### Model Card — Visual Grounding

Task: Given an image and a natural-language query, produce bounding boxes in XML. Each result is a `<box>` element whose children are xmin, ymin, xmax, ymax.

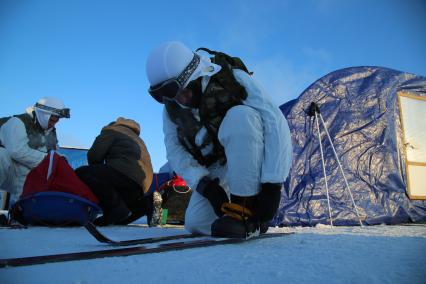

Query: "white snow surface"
<box><xmin>1</xmin><ymin>223</ymin><xmax>426</xmax><ymax>284</ymax></box>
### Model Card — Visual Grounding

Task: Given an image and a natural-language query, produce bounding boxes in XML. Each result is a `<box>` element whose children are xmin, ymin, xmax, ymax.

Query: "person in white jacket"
<box><xmin>146</xmin><ymin>41</ymin><xmax>292</xmax><ymax>238</ymax></box>
<box><xmin>0</xmin><ymin>97</ymin><xmax>70</xmax><ymax>204</ymax></box>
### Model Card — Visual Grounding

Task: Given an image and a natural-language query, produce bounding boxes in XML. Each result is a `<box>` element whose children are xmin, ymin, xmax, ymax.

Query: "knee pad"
<box><xmin>219</xmin><ymin>105</ymin><xmax>262</xmax><ymax>138</ymax></box>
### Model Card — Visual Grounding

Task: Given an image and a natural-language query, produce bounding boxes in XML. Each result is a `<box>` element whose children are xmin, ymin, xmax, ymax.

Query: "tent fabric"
<box><xmin>147</xmin><ymin>172</ymin><xmax>172</xmax><ymax>195</ymax></box>
<box><xmin>57</xmin><ymin>147</ymin><xmax>89</xmax><ymax>169</ymax></box>
<box><xmin>273</xmin><ymin>66</ymin><xmax>426</xmax><ymax>226</ymax></box>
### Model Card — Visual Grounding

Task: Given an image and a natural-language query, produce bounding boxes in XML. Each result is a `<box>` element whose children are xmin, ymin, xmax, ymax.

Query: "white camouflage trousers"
<box><xmin>0</xmin><ymin>148</ymin><xmax>29</xmax><ymax>204</ymax></box>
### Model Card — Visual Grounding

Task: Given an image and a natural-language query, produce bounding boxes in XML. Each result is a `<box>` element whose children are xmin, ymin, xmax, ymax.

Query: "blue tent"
<box><xmin>273</xmin><ymin>66</ymin><xmax>426</xmax><ymax>226</ymax></box>
<box><xmin>58</xmin><ymin>147</ymin><xmax>89</xmax><ymax>169</ymax></box>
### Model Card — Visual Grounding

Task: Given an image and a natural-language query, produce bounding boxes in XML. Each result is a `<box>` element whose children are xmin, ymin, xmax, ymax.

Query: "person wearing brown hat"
<box><xmin>75</xmin><ymin>117</ymin><xmax>153</xmax><ymax>225</ymax></box>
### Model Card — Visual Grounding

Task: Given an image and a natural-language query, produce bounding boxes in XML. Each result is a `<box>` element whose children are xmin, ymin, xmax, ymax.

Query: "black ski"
<box><xmin>84</xmin><ymin>222</ymin><xmax>201</xmax><ymax>246</ymax></box>
<box><xmin>0</xmin><ymin>232</ymin><xmax>292</xmax><ymax>268</ymax></box>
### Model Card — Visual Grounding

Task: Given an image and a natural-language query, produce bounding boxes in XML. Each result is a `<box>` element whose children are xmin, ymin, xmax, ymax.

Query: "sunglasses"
<box><xmin>35</xmin><ymin>103</ymin><xmax>70</xmax><ymax>118</ymax></box>
<box><xmin>148</xmin><ymin>53</ymin><xmax>200</xmax><ymax>103</ymax></box>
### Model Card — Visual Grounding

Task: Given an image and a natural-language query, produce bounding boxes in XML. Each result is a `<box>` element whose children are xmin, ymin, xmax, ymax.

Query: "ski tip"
<box><xmin>84</xmin><ymin>221</ymin><xmax>95</xmax><ymax>228</ymax></box>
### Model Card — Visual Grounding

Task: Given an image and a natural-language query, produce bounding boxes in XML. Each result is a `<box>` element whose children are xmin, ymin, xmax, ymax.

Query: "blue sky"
<box><xmin>1</xmin><ymin>0</ymin><xmax>425</xmax><ymax>171</ymax></box>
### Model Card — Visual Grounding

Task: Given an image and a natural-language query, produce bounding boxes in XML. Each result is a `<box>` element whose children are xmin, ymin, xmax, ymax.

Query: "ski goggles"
<box><xmin>35</xmin><ymin>103</ymin><xmax>71</xmax><ymax>118</ymax></box>
<box><xmin>148</xmin><ymin>53</ymin><xmax>200</xmax><ymax>103</ymax></box>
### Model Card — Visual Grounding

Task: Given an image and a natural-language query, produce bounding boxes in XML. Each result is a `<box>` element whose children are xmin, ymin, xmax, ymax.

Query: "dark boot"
<box><xmin>94</xmin><ymin>200</ymin><xmax>131</xmax><ymax>226</ymax></box>
<box><xmin>0</xmin><ymin>213</ymin><xmax>8</xmax><ymax>226</ymax></box>
<box><xmin>211</xmin><ymin>195</ymin><xmax>268</xmax><ymax>238</ymax></box>
<box><xmin>116</xmin><ymin>194</ymin><xmax>154</xmax><ymax>225</ymax></box>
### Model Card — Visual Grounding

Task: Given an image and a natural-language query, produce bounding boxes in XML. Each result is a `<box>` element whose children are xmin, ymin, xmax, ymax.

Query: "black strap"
<box><xmin>196</xmin><ymin>47</ymin><xmax>216</xmax><ymax>54</ymax></box>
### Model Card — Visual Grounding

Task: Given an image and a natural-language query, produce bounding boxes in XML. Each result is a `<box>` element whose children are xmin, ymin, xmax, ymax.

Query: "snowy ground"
<box><xmin>1</xmin><ymin>223</ymin><xmax>426</xmax><ymax>284</ymax></box>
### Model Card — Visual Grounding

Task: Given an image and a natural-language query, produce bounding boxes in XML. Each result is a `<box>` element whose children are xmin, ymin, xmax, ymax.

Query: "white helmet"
<box><xmin>146</xmin><ymin>41</ymin><xmax>221</xmax><ymax>103</ymax></box>
<box><xmin>33</xmin><ymin>97</ymin><xmax>70</xmax><ymax>129</ymax></box>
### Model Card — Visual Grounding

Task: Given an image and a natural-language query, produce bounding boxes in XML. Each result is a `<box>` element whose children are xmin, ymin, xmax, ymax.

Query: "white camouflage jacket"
<box><xmin>162</xmin><ymin>69</ymin><xmax>293</xmax><ymax>190</ymax></box>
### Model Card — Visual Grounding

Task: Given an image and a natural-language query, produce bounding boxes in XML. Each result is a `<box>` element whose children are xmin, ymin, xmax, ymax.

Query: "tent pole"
<box><xmin>317</xmin><ymin>113</ymin><xmax>364</xmax><ymax>227</ymax></box>
<box><xmin>314</xmin><ymin>111</ymin><xmax>334</xmax><ymax>227</ymax></box>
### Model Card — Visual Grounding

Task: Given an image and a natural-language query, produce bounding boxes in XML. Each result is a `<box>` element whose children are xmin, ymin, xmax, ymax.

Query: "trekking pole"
<box><xmin>316</xmin><ymin>111</ymin><xmax>363</xmax><ymax>226</ymax></box>
<box><xmin>309</xmin><ymin>103</ymin><xmax>333</xmax><ymax>227</ymax></box>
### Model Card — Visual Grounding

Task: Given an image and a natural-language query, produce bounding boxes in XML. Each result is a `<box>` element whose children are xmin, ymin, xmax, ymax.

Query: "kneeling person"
<box><xmin>0</xmin><ymin>97</ymin><xmax>70</xmax><ymax>204</ymax></box>
<box><xmin>145</xmin><ymin>42</ymin><xmax>293</xmax><ymax>237</ymax></box>
<box><xmin>76</xmin><ymin>117</ymin><xmax>153</xmax><ymax>226</ymax></box>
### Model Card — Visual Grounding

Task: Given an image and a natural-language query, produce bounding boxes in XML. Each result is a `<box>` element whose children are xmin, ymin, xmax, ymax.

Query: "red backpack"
<box><xmin>22</xmin><ymin>151</ymin><xmax>98</xmax><ymax>202</ymax></box>
<box><xmin>11</xmin><ymin>151</ymin><xmax>100</xmax><ymax>226</ymax></box>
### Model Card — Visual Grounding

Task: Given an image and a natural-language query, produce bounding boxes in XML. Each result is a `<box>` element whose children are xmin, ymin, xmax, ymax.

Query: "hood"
<box><xmin>104</xmin><ymin>117</ymin><xmax>141</xmax><ymax>135</ymax></box>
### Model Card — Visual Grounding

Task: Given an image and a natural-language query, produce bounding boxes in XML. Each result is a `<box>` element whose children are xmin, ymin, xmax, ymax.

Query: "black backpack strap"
<box><xmin>197</xmin><ymin>47</ymin><xmax>250</xmax><ymax>101</ymax></box>
<box><xmin>196</xmin><ymin>47</ymin><xmax>215</xmax><ymax>54</ymax></box>
<box><xmin>196</xmin><ymin>47</ymin><xmax>252</xmax><ymax>75</ymax></box>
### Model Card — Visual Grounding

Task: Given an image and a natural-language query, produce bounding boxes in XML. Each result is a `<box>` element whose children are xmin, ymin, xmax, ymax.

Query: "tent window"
<box><xmin>398</xmin><ymin>92</ymin><xmax>426</xmax><ymax>200</ymax></box>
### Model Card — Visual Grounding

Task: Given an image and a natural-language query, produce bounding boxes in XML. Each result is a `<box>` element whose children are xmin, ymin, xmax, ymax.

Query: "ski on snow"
<box><xmin>0</xmin><ymin>225</ymin><xmax>292</xmax><ymax>268</ymax></box>
<box><xmin>84</xmin><ymin>221</ymin><xmax>202</xmax><ymax>246</ymax></box>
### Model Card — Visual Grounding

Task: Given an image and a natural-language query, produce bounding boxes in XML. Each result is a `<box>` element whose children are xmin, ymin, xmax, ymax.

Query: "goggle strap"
<box><xmin>176</xmin><ymin>53</ymin><xmax>200</xmax><ymax>86</ymax></box>
<box><xmin>35</xmin><ymin>103</ymin><xmax>70</xmax><ymax>118</ymax></box>
<box><xmin>148</xmin><ymin>53</ymin><xmax>200</xmax><ymax>103</ymax></box>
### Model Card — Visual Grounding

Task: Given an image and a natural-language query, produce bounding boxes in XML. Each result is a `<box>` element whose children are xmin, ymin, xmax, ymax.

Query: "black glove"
<box><xmin>254</xmin><ymin>183</ymin><xmax>282</xmax><ymax>222</ymax></box>
<box><xmin>196</xmin><ymin>177</ymin><xmax>229</xmax><ymax>217</ymax></box>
